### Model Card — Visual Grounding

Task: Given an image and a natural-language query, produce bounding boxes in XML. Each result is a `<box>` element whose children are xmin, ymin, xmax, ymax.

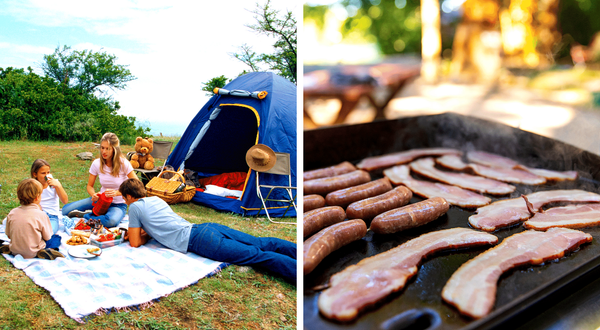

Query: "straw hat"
<box><xmin>246</xmin><ymin>144</ymin><xmax>276</xmax><ymax>172</ymax></box>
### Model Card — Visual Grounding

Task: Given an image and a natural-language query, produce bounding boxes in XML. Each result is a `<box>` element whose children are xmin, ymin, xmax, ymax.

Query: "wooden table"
<box><xmin>304</xmin><ymin>63</ymin><xmax>420</xmax><ymax>127</ymax></box>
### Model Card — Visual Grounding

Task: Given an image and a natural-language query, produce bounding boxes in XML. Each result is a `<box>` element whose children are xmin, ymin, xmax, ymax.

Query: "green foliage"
<box><xmin>303</xmin><ymin>4</ymin><xmax>328</xmax><ymax>30</ymax></box>
<box><xmin>201</xmin><ymin>75</ymin><xmax>232</xmax><ymax>97</ymax></box>
<box><xmin>340</xmin><ymin>0</ymin><xmax>422</xmax><ymax>55</ymax></box>
<box><xmin>0</xmin><ymin>66</ymin><xmax>148</xmax><ymax>143</ymax></box>
<box><xmin>231</xmin><ymin>0</ymin><xmax>297</xmax><ymax>84</ymax></box>
<box><xmin>40</xmin><ymin>45</ymin><xmax>136</xmax><ymax>95</ymax></box>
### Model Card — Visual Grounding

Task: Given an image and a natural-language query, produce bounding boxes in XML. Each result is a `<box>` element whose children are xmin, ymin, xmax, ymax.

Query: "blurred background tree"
<box><xmin>304</xmin><ymin>0</ymin><xmax>600</xmax><ymax>82</ymax></box>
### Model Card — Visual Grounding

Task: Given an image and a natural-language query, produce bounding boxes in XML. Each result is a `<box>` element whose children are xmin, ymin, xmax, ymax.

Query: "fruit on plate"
<box><xmin>74</xmin><ymin>219</ymin><xmax>91</xmax><ymax>230</ymax></box>
<box><xmin>97</xmin><ymin>233</ymin><xmax>115</xmax><ymax>242</ymax></box>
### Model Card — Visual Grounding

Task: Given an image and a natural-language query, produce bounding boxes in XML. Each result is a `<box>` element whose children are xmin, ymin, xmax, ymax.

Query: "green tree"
<box><xmin>339</xmin><ymin>0</ymin><xmax>422</xmax><ymax>55</ymax></box>
<box><xmin>40</xmin><ymin>45</ymin><xmax>137</xmax><ymax>95</ymax></box>
<box><xmin>0</xmin><ymin>66</ymin><xmax>147</xmax><ymax>143</ymax></box>
<box><xmin>200</xmin><ymin>75</ymin><xmax>232</xmax><ymax>96</ymax></box>
<box><xmin>231</xmin><ymin>0</ymin><xmax>297</xmax><ymax>84</ymax></box>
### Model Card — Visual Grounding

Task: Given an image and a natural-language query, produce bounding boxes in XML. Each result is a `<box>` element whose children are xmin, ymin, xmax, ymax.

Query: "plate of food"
<box><xmin>68</xmin><ymin>245</ymin><xmax>101</xmax><ymax>258</ymax></box>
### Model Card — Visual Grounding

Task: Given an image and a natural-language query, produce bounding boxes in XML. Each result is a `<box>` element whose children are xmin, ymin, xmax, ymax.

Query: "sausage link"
<box><xmin>304</xmin><ymin>170</ymin><xmax>371</xmax><ymax>196</ymax></box>
<box><xmin>325</xmin><ymin>178</ymin><xmax>393</xmax><ymax>208</ymax></box>
<box><xmin>304</xmin><ymin>206</ymin><xmax>346</xmax><ymax>239</ymax></box>
<box><xmin>370</xmin><ymin>197</ymin><xmax>449</xmax><ymax>234</ymax></box>
<box><xmin>304</xmin><ymin>161</ymin><xmax>357</xmax><ymax>181</ymax></box>
<box><xmin>346</xmin><ymin>186</ymin><xmax>413</xmax><ymax>221</ymax></box>
<box><xmin>304</xmin><ymin>194</ymin><xmax>326</xmax><ymax>212</ymax></box>
<box><xmin>303</xmin><ymin>219</ymin><xmax>367</xmax><ymax>274</ymax></box>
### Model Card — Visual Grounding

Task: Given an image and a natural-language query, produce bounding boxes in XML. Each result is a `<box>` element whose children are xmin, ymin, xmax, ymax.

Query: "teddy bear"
<box><xmin>130</xmin><ymin>137</ymin><xmax>155</xmax><ymax>170</ymax></box>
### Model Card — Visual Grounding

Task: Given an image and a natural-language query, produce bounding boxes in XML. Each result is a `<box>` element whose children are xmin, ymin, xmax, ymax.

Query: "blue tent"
<box><xmin>166</xmin><ymin>72</ymin><xmax>297</xmax><ymax>217</ymax></box>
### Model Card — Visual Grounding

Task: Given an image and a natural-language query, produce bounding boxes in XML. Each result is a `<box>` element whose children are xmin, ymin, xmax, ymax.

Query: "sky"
<box><xmin>0</xmin><ymin>0</ymin><xmax>299</xmax><ymax>136</ymax></box>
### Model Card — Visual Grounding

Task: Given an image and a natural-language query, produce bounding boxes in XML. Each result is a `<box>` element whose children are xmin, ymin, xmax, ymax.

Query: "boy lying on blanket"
<box><xmin>118</xmin><ymin>178</ymin><xmax>297</xmax><ymax>284</ymax></box>
<box><xmin>2</xmin><ymin>179</ymin><xmax>64</xmax><ymax>259</ymax></box>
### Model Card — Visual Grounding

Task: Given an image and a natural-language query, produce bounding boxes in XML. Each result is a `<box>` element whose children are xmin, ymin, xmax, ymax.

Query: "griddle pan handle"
<box><xmin>380</xmin><ymin>308</ymin><xmax>441</xmax><ymax>330</ymax></box>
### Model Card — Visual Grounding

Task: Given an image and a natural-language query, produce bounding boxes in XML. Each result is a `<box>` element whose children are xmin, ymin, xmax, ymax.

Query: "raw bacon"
<box><xmin>466</xmin><ymin>150</ymin><xmax>519</xmax><ymax>168</ymax></box>
<box><xmin>469</xmin><ymin>189</ymin><xmax>600</xmax><ymax>231</ymax></box>
<box><xmin>436</xmin><ymin>154</ymin><xmax>469</xmax><ymax>171</ymax></box>
<box><xmin>410</xmin><ymin>158</ymin><xmax>515</xmax><ymax>195</ymax></box>
<box><xmin>356</xmin><ymin>148</ymin><xmax>462</xmax><ymax>171</ymax></box>
<box><xmin>467</xmin><ymin>150</ymin><xmax>578</xmax><ymax>181</ymax></box>
<box><xmin>436</xmin><ymin>155</ymin><xmax>546</xmax><ymax>185</ymax></box>
<box><xmin>442</xmin><ymin>228</ymin><xmax>592</xmax><ymax>319</ymax></box>
<box><xmin>318</xmin><ymin>228</ymin><xmax>498</xmax><ymax>321</ymax></box>
<box><xmin>514</xmin><ymin>165</ymin><xmax>578</xmax><ymax>181</ymax></box>
<box><xmin>384</xmin><ymin>165</ymin><xmax>491</xmax><ymax>208</ymax></box>
<box><xmin>523</xmin><ymin>203</ymin><xmax>600</xmax><ymax>230</ymax></box>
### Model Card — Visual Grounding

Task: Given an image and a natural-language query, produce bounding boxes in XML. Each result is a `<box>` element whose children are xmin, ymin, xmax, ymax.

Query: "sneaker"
<box><xmin>0</xmin><ymin>244</ymin><xmax>10</xmax><ymax>255</ymax></box>
<box><xmin>37</xmin><ymin>248</ymin><xmax>65</xmax><ymax>260</ymax></box>
<box><xmin>68</xmin><ymin>209</ymin><xmax>92</xmax><ymax>218</ymax></box>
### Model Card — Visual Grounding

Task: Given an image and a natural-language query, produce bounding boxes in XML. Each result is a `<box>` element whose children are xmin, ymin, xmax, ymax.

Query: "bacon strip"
<box><xmin>467</xmin><ymin>151</ymin><xmax>578</xmax><ymax>181</ymax></box>
<box><xmin>384</xmin><ymin>165</ymin><xmax>491</xmax><ymax>208</ymax></box>
<box><xmin>524</xmin><ymin>203</ymin><xmax>600</xmax><ymax>230</ymax></box>
<box><xmin>442</xmin><ymin>228</ymin><xmax>592</xmax><ymax>319</ymax></box>
<box><xmin>466</xmin><ymin>150</ymin><xmax>519</xmax><ymax>168</ymax></box>
<box><xmin>436</xmin><ymin>154</ymin><xmax>469</xmax><ymax>171</ymax></box>
<box><xmin>514</xmin><ymin>165</ymin><xmax>578</xmax><ymax>181</ymax></box>
<box><xmin>318</xmin><ymin>228</ymin><xmax>498</xmax><ymax>321</ymax></box>
<box><xmin>436</xmin><ymin>155</ymin><xmax>546</xmax><ymax>185</ymax></box>
<box><xmin>469</xmin><ymin>189</ymin><xmax>600</xmax><ymax>231</ymax></box>
<box><xmin>410</xmin><ymin>158</ymin><xmax>515</xmax><ymax>195</ymax></box>
<box><xmin>356</xmin><ymin>148</ymin><xmax>462</xmax><ymax>171</ymax></box>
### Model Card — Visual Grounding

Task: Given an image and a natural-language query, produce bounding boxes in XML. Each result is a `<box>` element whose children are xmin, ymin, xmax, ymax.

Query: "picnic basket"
<box><xmin>145</xmin><ymin>170</ymin><xmax>196</xmax><ymax>204</ymax></box>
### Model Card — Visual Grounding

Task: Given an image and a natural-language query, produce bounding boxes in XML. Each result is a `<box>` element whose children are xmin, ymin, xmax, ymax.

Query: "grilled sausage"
<box><xmin>346</xmin><ymin>186</ymin><xmax>413</xmax><ymax>221</ymax></box>
<box><xmin>304</xmin><ymin>161</ymin><xmax>357</xmax><ymax>181</ymax></box>
<box><xmin>370</xmin><ymin>197</ymin><xmax>449</xmax><ymax>234</ymax></box>
<box><xmin>304</xmin><ymin>219</ymin><xmax>367</xmax><ymax>274</ymax></box>
<box><xmin>304</xmin><ymin>206</ymin><xmax>346</xmax><ymax>239</ymax></box>
<box><xmin>325</xmin><ymin>178</ymin><xmax>393</xmax><ymax>208</ymax></box>
<box><xmin>304</xmin><ymin>170</ymin><xmax>371</xmax><ymax>196</ymax></box>
<box><xmin>304</xmin><ymin>194</ymin><xmax>326</xmax><ymax>212</ymax></box>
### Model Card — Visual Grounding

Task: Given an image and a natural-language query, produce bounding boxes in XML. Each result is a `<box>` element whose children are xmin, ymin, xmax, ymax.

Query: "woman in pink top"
<box><xmin>62</xmin><ymin>132</ymin><xmax>139</xmax><ymax>227</ymax></box>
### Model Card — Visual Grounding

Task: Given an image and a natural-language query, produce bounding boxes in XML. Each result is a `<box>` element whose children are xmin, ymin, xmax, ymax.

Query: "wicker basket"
<box><xmin>146</xmin><ymin>170</ymin><xmax>196</xmax><ymax>204</ymax></box>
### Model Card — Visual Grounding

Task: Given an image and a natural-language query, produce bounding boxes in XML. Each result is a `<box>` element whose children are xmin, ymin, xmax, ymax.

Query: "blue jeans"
<box><xmin>46</xmin><ymin>234</ymin><xmax>61</xmax><ymax>250</ymax></box>
<box><xmin>188</xmin><ymin>223</ymin><xmax>296</xmax><ymax>284</ymax></box>
<box><xmin>44</xmin><ymin>212</ymin><xmax>59</xmax><ymax>234</ymax></box>
<box><xmin>61</xmin><ymin>198</ymin><xmax>127</xmax><ymax>227</ymax></box>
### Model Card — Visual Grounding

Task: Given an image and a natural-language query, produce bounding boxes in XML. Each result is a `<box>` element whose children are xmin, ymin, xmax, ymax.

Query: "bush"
<box><xmin>0</xmin><ymin>67</ymin><xmax>148</xmax><ymax>143</ymax></box>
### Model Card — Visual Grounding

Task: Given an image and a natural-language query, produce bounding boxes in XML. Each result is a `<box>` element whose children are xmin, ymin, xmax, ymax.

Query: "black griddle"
<box><xmin>303</xmin><ymin>113</ymin><xmax>600</xmax><ymax>330</ymax></box>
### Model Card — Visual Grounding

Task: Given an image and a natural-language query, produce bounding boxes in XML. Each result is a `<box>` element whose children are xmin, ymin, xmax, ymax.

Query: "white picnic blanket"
<box><xmin>0</xmin><ymin>223</ymin><xmax>227</xmax><ymax>322</ymax></box>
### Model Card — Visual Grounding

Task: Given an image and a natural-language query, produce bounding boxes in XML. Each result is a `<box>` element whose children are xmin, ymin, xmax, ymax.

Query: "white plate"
<box><xmin>68</xmin><ymin>245</ymin><xmax>101</xmax><ymax>259</ymax></box>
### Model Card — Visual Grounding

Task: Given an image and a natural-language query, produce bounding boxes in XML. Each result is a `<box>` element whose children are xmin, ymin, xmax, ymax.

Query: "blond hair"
<box><xmin>17</xmin><ymin>179</ymin><xmax>43</xmax><ymax>205</ymax></box>
<box><xmin>100</xmin><ymin>132</ymin><xmax>126</xmax><ymax>177</ymax></box>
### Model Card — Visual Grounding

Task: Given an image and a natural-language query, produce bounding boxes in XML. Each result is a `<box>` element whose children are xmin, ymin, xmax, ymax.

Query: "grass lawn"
<box><xmin>0</xmin><ymin>139</ymin><xmax>297</xmax><ymax>329</ymax></box>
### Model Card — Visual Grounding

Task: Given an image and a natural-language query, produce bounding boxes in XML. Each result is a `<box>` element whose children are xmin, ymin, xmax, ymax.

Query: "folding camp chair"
<box><xmin>256</xmin><ymin>152</ymin><xmax>297</xmax><ymax>224</ymax></box>
<box><xmin>127</xmin><ymin>140</ymin><xmax>173</xmax><ymax>183</ymax></box>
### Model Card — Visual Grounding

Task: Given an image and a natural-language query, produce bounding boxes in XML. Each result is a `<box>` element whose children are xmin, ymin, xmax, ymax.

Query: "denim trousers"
<box><xmin>61</xmin><ymin>197</ymin><xmax>127</xmax><ymax>227</ymax></box>
<box><xmin>188</xmin><ymin>223</ymin><xmax>297</xmax><ymax>284</ymax></box>
<box><xmin>44</xmin><ymin>212</ymin><xmax>59</xmax><ymax>234</ymax></box>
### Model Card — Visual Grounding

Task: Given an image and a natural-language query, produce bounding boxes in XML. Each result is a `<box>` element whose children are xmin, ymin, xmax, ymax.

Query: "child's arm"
<box><xmin>86</xmin><ymin>174</ymin><xmax>100</xmax><ymax>202</ymax></box>
<box><xmin>125</xmin><ymin>227</ymin><xmax>150</xmax><ymax>247</ymax></box>
<box><xmin>48</xmin><ymin>177</ymin><xmax>68</xmax><ymax>205</ymax></box>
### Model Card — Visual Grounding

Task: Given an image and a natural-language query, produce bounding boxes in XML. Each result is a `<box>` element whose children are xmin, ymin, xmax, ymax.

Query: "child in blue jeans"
<box><xmin>119</xmin><ymin>178</ymin><xmax>296</xmax><ymax>284</ymax></box>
